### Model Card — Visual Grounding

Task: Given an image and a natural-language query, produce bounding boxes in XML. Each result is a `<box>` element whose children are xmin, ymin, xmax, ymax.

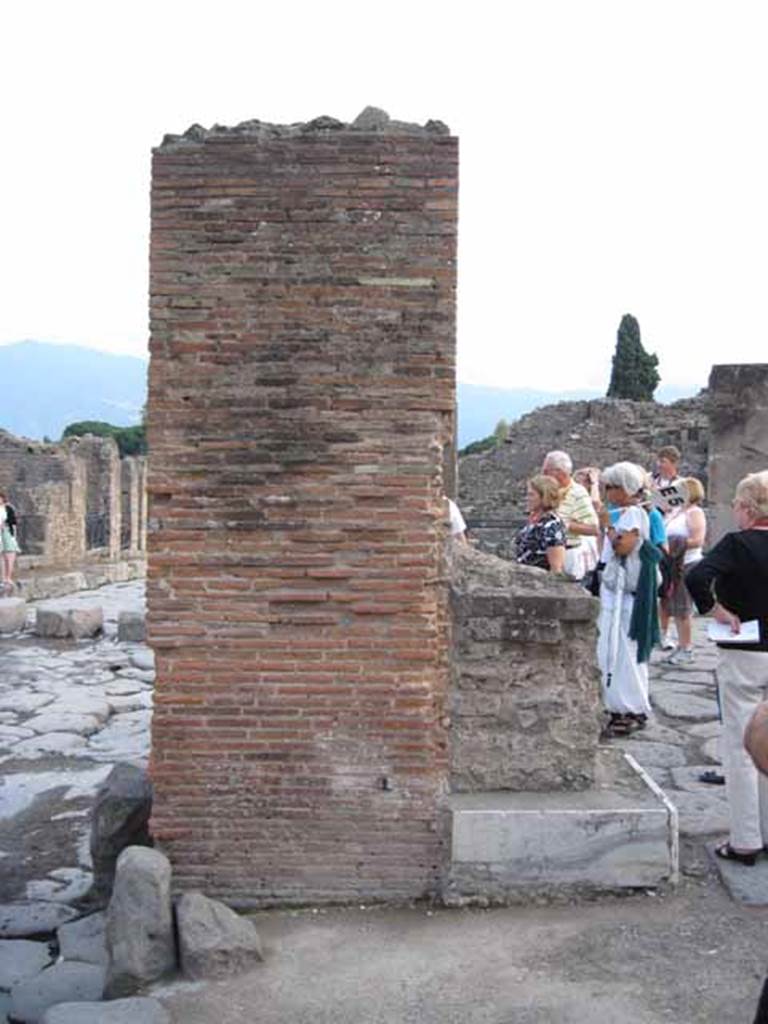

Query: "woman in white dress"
<box><xmin>597</xmin><ymin>463</ymin><xmax>655</xmax><ymax>736</ymax></box>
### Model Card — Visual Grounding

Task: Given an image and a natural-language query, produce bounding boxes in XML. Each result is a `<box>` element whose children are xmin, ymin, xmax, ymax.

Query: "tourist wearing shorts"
<box><xmin>0</xmin><ymin>492</ymin><xmax>21</xmax><ymax>594</ymax></box>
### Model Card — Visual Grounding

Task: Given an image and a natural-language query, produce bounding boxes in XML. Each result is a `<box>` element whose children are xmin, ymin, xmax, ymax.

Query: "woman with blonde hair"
<box><xmin>660</xmin><ymin>477</ymin><xmax>707</xmax><ymax>663</ymax></box>
<box><xmin>687</xmin><ymin>470</ymin><xmax>768</xmax><ymax>865</ymax></box>
<box><xmin>514</xmin><ymin>475</ymin><xmax>566</xmax><ymax>573</ymax></box>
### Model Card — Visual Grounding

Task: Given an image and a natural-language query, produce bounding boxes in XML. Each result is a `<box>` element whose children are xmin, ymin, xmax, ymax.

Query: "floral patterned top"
<box><xmin>515</xmin><ymin>511</ymin><xmax>567</xmax><ymax>570</ymax></box>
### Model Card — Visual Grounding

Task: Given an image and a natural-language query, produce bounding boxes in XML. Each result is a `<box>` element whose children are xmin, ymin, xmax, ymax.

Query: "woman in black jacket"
<box><xmin>686</xmin><ymin>470</ymin><xmax>768</xmax><ymax>865</ymax></box>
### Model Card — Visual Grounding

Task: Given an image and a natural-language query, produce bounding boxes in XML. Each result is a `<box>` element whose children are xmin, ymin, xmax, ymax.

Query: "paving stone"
<box><xmin>650</xmin><ymin>691</ymin><xmax>719</xmax><ymax>722</ymax></box>
<box><xmin>617</xmin><ymin>740</ymin><xmax>688</xmax><ymax>769</ymax></box>
<box><xmin>708</xmin><ymin>842</ymin><xmax>768</xmax><ymax>905</ymax></box>
<box><xmin>625</xmin><ymin>718</ymin><xmax>687</xmax><ymax>746</ymax></box>
<box><xmin>10</xmin><ymin>961</ymin><xmax>105</xmax><ymax>1024</ymax></box>
<box><xmin>0</xmin><ymin>938</ymin><xmax>53</xmax><ymax>989</ymax></box>
<box><xmin>26</xmin><ymin>712</ymin><xmax>102</xmax><ymax>737</ymax></box>
<box><xmin>105</xmin><ymin>847</ymin><xmax>175</xmax><ymax>997</ymax></box>
<box><xmin>0</xmin><ymin>597</ymin><xmax>27</xmax><ymax>635</ymax></box>
<box><xmin>0</xmin><ymin>691</ymin><xmax>55</xmax><ymax>714</ymax></box>
<box><xmin>106</xmin><ymin>694</ymin><xmax>151</xmax><ymax>715</ymax></box>
<box><xmin>670</xmin><ymin>765</ymin><xmax>727</xmax><ymax>794</ymax></box>
<box><xmin>41</xmin><ymin>996</ymin><xmax>171</xmax><ymax>1024</ymax></box>
<box><xmin>656</xmin><ymin>670</ymin><xmax>717</xmax><ymax>686</ymax></box>
<box><xmin>700</xmin><ymin>736</ymin><xmax>722</xmax><ymax>764</ymax></box>
<box><xmin>27</xmin><ymin>869</ymin><xmax>93</xmax><ymax>905</ymax></box>
<box><xmin>177</xmin><ymin>890</ymin><xmax>263</xmax><ymax>980</ymax></box>
<box><xmin>0</xmin><ymin>725</ymin><xmax>35</xmax><ymax>747</ymax></box>
<box><xmin>57</xmin><ymin>912</ymin><xmax>108</xmax><ymax>967</ymax></box>
<box><xmin>11</xmin><ymin>733</ymin><xmax>88</xmax><ymax>759</ymax></box>
<box><xmin>128</xmin><ymin>650</ymin><xmax>154</xmax><ymax>672</ymax></box>
<box><xmin>104</xmin><ymin>680</ymin><xmax>146</xmax><ymax>697</ymax></box>
<box><xmin>685</xmin><ymin>720</ymin><xmax>722</xmax><ymax>739</ymax></box>
<box><xmin>669</xmin><ymin>790</ymin><xmax>729</xmax><ymax>838</ymax></box>
<box><xmin>0</xmin><ymin>902</ymin><xmax>78</xmax><ymax>939</ymax></box>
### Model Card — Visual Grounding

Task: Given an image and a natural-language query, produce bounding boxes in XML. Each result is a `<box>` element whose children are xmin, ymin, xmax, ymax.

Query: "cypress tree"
<box><xmin>606</xmin><ymin>314</ymin><xmax>660</xmax><ymax>401</ymax></box>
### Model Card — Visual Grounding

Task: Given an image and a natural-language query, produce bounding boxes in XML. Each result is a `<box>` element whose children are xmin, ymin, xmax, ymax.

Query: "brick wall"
<box><xmin>147</xmin><ymin>113</ymin><xmax>458</xmax><ymax>905</ymax></box>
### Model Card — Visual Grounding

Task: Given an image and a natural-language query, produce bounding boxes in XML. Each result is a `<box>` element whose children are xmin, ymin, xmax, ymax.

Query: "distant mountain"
<box><xmin>0</xmin><ymin>341</ymin><xmax>147</xmax><ymax>441</ymax></box>
<box><xmin>457</xmin><ymin>382</ymin><xmax>701</xmax><ymax>449</ymax></box>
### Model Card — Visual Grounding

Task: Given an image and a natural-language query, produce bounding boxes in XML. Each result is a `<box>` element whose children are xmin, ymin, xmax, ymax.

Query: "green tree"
<box><xmin>493</xmin><ymin>418</ymin><xmax>509</xmax><ymax>446</ymax></box>
<box><xmin>606</xmin><ymin>314</ymin><xmax>660</xmax><ymax>401</ymax></box>
<box><xmin>62</xmin><ymin>420</ymin><xmax>147</xmax><ymax>457</ymax></box>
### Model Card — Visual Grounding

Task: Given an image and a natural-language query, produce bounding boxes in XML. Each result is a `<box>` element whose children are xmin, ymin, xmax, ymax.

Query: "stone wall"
<box><xmin>459</xmin><ymin>395</ymin><xmax>709</xmax><ymax>550</ymax></box>
<box><xmin>450</xmin><ymin>546</ymin><xmax>601</xmax><ymax>793</ymax></box>
<box><xmin>147</xmin><ymin>111</ymin><xmax>458</xmax><ymax>906</ymax></box>
<box><xmin>0</xmin><ymin>429</ymin><xmax>146</xmax><ymax>572</ymax></box>
<box><xmin>707</xmin><ymin>364</ymin><xmax>768</xmax><ymax>543</ymax></box>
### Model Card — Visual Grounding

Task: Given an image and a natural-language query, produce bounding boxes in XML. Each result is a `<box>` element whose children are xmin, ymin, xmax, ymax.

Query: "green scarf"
<box><xmin>629</xmin><ymin>540</ymin><xmax>662</xmax><ymax>664</ymax></box>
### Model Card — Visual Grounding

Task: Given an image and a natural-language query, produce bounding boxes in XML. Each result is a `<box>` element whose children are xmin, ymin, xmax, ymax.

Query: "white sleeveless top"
<box><xmin>666</xmin><ymin>508</ymin><xmax>702</xmax><ymax>565</ymax></box>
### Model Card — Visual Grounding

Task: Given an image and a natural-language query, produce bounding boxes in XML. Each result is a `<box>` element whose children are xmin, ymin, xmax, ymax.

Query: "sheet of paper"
<box><xmin>707</xmin><ymin>619</ymin><xmax>761</xmax><ymax>644</ymax></box>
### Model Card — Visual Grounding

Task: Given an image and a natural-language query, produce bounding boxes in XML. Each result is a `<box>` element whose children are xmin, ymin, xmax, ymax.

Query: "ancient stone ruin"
<box><xmin>147</xmin><ymin>109</ymin><xmax>675</xmax><ymax>907</ymax></box>
<box><xmin>0</xmin><ymin>430</ymin><xmax>147</xmax><ymax>597</ymax></box>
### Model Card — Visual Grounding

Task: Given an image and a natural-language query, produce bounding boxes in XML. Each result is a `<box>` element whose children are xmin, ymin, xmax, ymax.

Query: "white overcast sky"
<box><xmin>1</xmin><ymin>1</ymin><xmax>766</xmax><ymax>393</ymax></box>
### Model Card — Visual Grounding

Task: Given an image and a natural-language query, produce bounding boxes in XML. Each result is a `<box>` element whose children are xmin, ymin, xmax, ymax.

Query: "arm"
<box><xmin>746</xmin><ymin>702</ymin><xmax>768</xmax><ymax>777</ymax></box>
<box><xmin>546</xmin><ymin>545</ymin><xmax>565</xmax><ymax>573</ymax></box>
<box><xmin>613</xmin><ymin>528</ymin><xmax>640</xmax><ymax>557</ymax></box>
<box><xmin>566</xmin><ymin>519</ymin><xmax>600</xmax><ymax>538</ymax></box>
<box><xmin>684</xmin><ymin>534</ymin><xmax>736</xmax><ymax>615</ymax></box>
<box><xmin>686</xmin><ymin>507</ymin><xmax>706</xmax><ymax>549</ymax></box>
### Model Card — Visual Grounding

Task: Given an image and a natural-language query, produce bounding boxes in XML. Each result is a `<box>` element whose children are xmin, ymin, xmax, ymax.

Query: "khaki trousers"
<box><xmin>718</xmin><ymin>647</ymin><xmax>768</xmax><ymax>850</ymax></box>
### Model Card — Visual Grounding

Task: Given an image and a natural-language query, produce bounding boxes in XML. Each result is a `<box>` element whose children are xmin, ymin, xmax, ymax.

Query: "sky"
<box><xmin>1</xmin><ymin>1</ymin><xmax>767</xmax><ymax>394</ymax></box>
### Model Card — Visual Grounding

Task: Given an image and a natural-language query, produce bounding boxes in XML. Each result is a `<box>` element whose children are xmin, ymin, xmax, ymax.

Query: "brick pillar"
<box><xmin>147</xmin><ymin>114</ymin><xmax>458</xmax><ymax>905</ymax></box>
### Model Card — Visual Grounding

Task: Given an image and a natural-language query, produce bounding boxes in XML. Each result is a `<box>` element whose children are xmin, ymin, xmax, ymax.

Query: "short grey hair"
<box><xmin>543</xmin><ymin>450</ymin><xmax>572</xmax><ymax>475</ymax></box>
<box><xmin>735</xmin><ymin>471</ymin><xmax>768</xmax><ymax>520</ymax></box>
<box><xmin>601</xmin><ymin>461</ymin><xmax>646</xmax><ymax>496</ymax></box>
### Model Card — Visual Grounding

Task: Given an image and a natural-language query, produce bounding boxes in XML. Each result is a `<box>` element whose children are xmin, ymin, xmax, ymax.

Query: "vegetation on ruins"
<box><xmin>606</xmin><ymin>314</ymin><xmax>660</xmax><ymax>401</ymax></box>
<box><xmin>62</xmin><ymin>420</ymin><xmax>147</xmax><ymax>457</ymax></box>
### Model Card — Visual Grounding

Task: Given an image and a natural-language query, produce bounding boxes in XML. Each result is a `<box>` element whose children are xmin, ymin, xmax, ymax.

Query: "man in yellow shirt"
<box><xmin>541</xmin><ymin>450</ymin><xmax>599</xmax><ymax>579</ymax></box>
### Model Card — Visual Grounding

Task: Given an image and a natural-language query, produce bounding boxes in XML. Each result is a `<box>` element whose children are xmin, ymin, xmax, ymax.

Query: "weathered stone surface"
<box><xmin>35</xmin><ymin>608</ymin><xmax>71</xmax><ymax>638</ymax></box>
<box><xmin>41</xmin><ymin>997</ymin><xmax>171</xmax><ymax>1023</ymax></box>
<box><xmin>11</xmin><ymin>733</ymin><xmax>88</xmax><ymax>758</ymax></box>
<box><xmin>90</xmin><ymin>764</ymin><xmax>153</xmax><ymax>904</ymax></box>
<box><xmin>670</xmin><ymin>766</ymin><xmax>726</xmax><ymax>794</ymax></box>
<box><xmin>57</xmin><ymin>912</ymin><xmax>108</xmax><ymax>966</ymax></box>
<box><xmin>618</xmin><ymin>740</ymin><xmax>687</xmax><ymax>769</ymax></box>
<box><xmin>105</xmin><ymin>847</ymin><xmax>175</xmax><ymax>997</ymax></box>
<box><xmin>628</xmin><ymin>718</ymin><xmax>687</xmax><ymax>746</ymax></box>
<box><xmin>34</xmin><ymin>606</ymin><xmax>104</xmax><ymax>639</ymax></box>
<box><xmin>177</xmin><ymin>891</ymin><xmax>263</xmax><ymax>980</ymax></box>
<box><xmin>117</xmin><ymin>612</ymin><xmax>146</xmax><ymax>644</ymax></box>
<box><xmin>450</xmin><ymin>546</ymin><xmax>601</xmax><ymax>793</ymax></box>
<box><xmin>0</xmin><ymin>597</ymin><xmax>27</xmax><ymax>634</ymax></box>
<box><xmin>27</xmin><ymin>711</ymin><xmax>101</xmax><ymax>737</ymax></box>
<box><xmin>0</xmin><ymin>902</ymin><xmax>78</xmax><ymax>938</ymax></box>
<box><xmin>657</xmin><ymin>670</ymin><xmax>717</xmax><ymax>686</ymax></box>
<box><xmin>669</xmin><ymin>791</ymin><xmax>729</xmax><ymax>837</ymax></box>
<box><xmin>0</xmin><ymin>938</ymin><xmax>53</xmax><ymax>989</ymax></box>
<box><xmin>708</xmin><ymin>841</ymin><xmax>768</xmax><ymax>905</ymax></box>
<box><xmin>10</xmin><ymin>961</ymin><xmax>105</xmax><ymax>1024</ymax></box>
<box><xmin>701</xmin><ymin>737</ymin><xmax>722</xmax><ymax>764</ymax></box>
<box><xmin>650</xmin><ymin>691</ymin><xmax>719</xmax><ymax>722</ymax></box>
<box><xmin>68</xmin><ymin>607</ymin><xmax>104</xmax><ymax>639</ymax></box>
<box><xmin>128</xmin><ymin>650</ymin><xmax>154</xmax><ymax>673</ymax></box>
<box><xmin>685</xmin><ymin>720</ymin><xmax>722</xmax><ymax>739</ymax></box>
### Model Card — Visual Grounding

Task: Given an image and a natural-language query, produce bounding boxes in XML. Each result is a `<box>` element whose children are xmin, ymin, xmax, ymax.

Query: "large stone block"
<box><xmin>177</xmin><ymin>891</ymin><xmax>263</xmax><ymax>980</ymax></box>
<box><xmin>105</xmin><ymin>847</ymin><xmax>175</xmax><ymax>997</ymax></box>
<box><xmin>0</xmin><ymin>902</ymin><xmax>78</xmax><ymax>939</ymax></box>
<box><xmin>10</xmin><ymin>961</ymin><xmax>105</xmax><ymax>1024</ymax></box>
<box><xmin>446</xmin><ymin>753</ymin><xmax>677</xmax><ymax>902</ymax></box>
<box><xmin>35</xmin><ymin>606</ymin><xmax>104</xmax><ymax>639</ymax></box>
<box><xmin>0</xmin><ymin>597</ymin><xmax>27</xmax><ymax>634</ymax></box>
<box><xmin>90</xmin><ymin>764</ymin><xmax>153</xmax><ymax>904</ymax></box>
<box><xmin>57</xmin><ymin>912</ymin><xmax>108</xmax><ymax>966</ymax></box>
<box><xmin>117</xmin><ymin>612</ymin><xmax>146</xmax><ymax>643</ymax></box>
<box><xmin>0</xmin><ymin>939</ymin><xmax>53</xmax><ymax>989</ymax></box>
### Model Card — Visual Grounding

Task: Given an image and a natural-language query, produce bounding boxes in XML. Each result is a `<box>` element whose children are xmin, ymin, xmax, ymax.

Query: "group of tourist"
<box><xmin>506</xmin><ymin>447</ymin><xmax>768</xmax><ymax>872</ymax></box>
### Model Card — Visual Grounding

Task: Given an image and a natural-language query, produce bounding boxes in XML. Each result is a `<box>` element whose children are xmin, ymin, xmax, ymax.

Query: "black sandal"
<box><xmin>715</xmin><ymin>842</ymin><xmax>760</xmax><ymax>866</ymax></box>
<box><xmin>603</xmin><ymin>714</ymin><xmax>632</xmax><ymax>737</ymax></box>
<box><xmin>699</xmin><ymin>770</ymin><xmax>725</xmax><ymax>786</ymax></box>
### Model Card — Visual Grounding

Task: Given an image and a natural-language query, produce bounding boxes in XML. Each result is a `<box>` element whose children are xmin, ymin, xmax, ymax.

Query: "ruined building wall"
<box><xmin>708</xmin><ymin>364</ymin><xmax>768</xmax><ymax>543</ymax></box>
<box><xmin>0</xmin><ymin>429</ymin><xmax>145</xmax><ymax>571</ymax></box>
<box><xmin>459</xmin><ymin>395</ymin><xmax>709</xmax><ymax>551</ymax></box>
<box><xmin>147</xmin><ymin>114</ymin><xmax>458</xmax><ymax>905</ymax></box>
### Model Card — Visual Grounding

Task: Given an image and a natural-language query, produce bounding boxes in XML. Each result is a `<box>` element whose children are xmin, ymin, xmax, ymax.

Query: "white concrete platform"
<box><xmin>446</xmin><ymin>752</ymin><xmax>678</xmax><ymax>902</ymax></box>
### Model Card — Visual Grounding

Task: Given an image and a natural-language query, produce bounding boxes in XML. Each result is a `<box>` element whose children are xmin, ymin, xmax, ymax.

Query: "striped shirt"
<box><xmin>558</xmin><ymin>481</ymin><xmax>598</xmax><ymax>546</ymax></box>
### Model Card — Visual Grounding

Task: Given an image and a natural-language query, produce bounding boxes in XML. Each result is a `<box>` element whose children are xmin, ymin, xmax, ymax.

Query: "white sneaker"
<box><xmin>666</xmin><ymin>648</ymin><xmax>695</xmax><ymax>665</ymax></box>
<box><xmin>661</xmin><ymin>635</ymin><xmax>676</xmax><ymax>651</ymax></box>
